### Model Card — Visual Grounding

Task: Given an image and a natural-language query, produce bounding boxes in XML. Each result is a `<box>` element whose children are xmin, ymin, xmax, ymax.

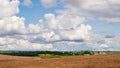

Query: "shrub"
<box><xmin>38</xmin><ymin>54</ymin><xmax>60</xmax><ymax>59</ymax></box>
<box><xmin>84</xmin><ymin>50</ymin><xmax>94</xmax><ymax>55</ymax></box>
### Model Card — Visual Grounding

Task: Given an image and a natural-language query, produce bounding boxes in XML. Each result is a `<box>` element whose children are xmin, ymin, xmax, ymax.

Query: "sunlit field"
<box><xmin>0</xmin><ymin>53</ymin><xmax>120</xmax><ymax>68</ymax></box>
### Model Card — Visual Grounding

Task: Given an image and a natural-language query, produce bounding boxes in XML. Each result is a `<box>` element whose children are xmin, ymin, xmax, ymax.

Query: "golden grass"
<box><xmin>0</xmin><ymin>54</ymin><xmax>120</xmax><ymax>68</ymax></box>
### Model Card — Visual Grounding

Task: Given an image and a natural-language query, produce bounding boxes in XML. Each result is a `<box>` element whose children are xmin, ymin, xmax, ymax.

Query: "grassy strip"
<box><xmin>38</xmin><ymin>54</ymin><xmax>61</xmax><ymax>59</ymax></box>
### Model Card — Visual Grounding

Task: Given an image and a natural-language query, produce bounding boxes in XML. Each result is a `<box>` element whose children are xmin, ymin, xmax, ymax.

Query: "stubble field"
<box><xmin>0</xmin><ymin>54</ymin><xmax>120</xmax><ymax>68</ymax></box>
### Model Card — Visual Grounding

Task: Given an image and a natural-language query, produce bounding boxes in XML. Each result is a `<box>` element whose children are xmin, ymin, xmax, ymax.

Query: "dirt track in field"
<box><xmin>0</xmin><ymin>54</ymin><xmax>120</xmax><ymax>68</ymax></box>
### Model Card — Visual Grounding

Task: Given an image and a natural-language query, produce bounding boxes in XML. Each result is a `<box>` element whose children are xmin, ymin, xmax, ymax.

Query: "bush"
<box><xmin>84</xmin><ymin>50</ymin><xmax>94</xmax><ymax>55</ymax></box>
<box><xmin>38</xmin><ymin>54</ymin><xmax>60</xmax><ymax>59</ymax></box>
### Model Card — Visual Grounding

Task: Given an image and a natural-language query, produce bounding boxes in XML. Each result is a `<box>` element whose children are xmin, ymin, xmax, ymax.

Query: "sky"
<box><xmin>0</xmin><ymin>0</ymin><xmax>120</xmax><ymax>51</ymax></box>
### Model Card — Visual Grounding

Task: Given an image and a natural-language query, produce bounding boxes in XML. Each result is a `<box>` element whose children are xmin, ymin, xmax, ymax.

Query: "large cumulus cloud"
<box><xmin>28</xmin><ymin>13</ymin><xmax>92</xmax><ymax>42</ymax></box>
<box><xmin>0</xmin><ymin>16</ymin><xmax>26</xmax><ymax>36</ymax></box>
<box><xmin>0</xmin><ymin>0</ymin><xmax>19</xmax><ymax>19</ymax></box>
<box><xmin>0</xmin><ymin>0</ymin><xmax>26</xmax><ymax>36</ymax></box>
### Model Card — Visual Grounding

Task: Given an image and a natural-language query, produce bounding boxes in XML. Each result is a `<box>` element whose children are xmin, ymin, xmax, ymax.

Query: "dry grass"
<box><xmin>0</xmin><ymin>54</ymin><xmax>120</xmax><ymax>68</ymax></box>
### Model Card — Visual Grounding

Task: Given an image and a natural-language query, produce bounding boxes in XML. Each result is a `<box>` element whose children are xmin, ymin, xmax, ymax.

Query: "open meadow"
<box><xmin>0</xmin><ymin>53</ymin><xmax>120</xmax><ymax>68</ymax></box>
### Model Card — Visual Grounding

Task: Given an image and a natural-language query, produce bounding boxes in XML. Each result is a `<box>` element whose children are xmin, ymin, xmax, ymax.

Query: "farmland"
<box><xmin>0</xmin><ymin>53</ymin><xmax>120</xmax><ymax>68</ymax></box>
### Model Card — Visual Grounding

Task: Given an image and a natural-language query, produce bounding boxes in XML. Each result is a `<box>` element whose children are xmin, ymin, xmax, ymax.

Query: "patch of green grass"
<box><xmin>38</xmin><ymin>54</ymin><xmax>60</xmax><ymax>59</ymax></box>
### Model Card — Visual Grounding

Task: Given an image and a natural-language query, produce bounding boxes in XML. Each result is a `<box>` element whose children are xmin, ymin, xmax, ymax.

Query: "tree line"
<box><xmin>0</xmin><ymin>50</ymin><xmax>119</xmax><ymax>57</ymax></box>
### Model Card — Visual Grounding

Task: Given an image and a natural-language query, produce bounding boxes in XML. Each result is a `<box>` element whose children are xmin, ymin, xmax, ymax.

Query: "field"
<box><xmin>0</xmin><ymin>54</ymin><xmax>120</xmax><ymax>68</ymax></box>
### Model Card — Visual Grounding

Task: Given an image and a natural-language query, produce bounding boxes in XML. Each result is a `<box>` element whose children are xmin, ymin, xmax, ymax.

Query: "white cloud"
<box><xmin>84</xmin><ymin>33</ymin><xmax>120</xmax><ymax>51</ymax></box>
<box><xmin>23</xmin><ymin>0</ymin><xmax>32</xmax><ymax>7</ymax></box>
<box><xmin>40</xmin><ymin>0</ymin><xmax>57</xmax><ymax>8</ymax></box>
<box><xmin>0</xmin><ymin>37</ymin><xmax>53</xmax><ymax>50</ymax></box>
<box><xmin>27</xmin><ymin>13</ymin><xmax>91</xmax><ymax>42</ymax></box>
<box><xmin>0</xmin><ymin>0</ymin><xmax>26</xmax><ymax>36</ymax></box>
<box><xmin>0</xmin><ymin>0</ymin><xmax>19</xmax><ymax>19</ymax></box>
<box><xmin>56</xmin><ymin>24</ymin><xmax>92</xmax><ymax>40</ymax></box>
<box><xmin>0</xmin><ymin>16</ymin><xmax>26</xmax><ymax>36</ymax></box>
<box><xmin>60</xmin><ymin>0</ymin><xmax>120</xmax><ymax>23</ymax></box>
<box><xmin>28</xmin><ymin>23</ymin><xmax>41</xmax><ymax>33</ymax></box>
<box><xmin>43</xmin><ymin>13</ymin><xmax>85</xmax><ymax>29</ymax></box>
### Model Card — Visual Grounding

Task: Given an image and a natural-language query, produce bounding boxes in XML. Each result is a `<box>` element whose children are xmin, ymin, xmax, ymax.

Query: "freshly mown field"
<box><xmin>0</xmin><ymin>54</ymin><xmax>120</xmax><ymax>68</ymax></box>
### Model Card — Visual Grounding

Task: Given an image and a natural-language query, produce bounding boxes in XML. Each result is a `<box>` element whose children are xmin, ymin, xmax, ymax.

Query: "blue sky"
<box><xmin>0</xmin><ymin>0</ymin><xmax>120</xmax><ymax>51</ymax></box>
<box><xmin>17</xmin><ymin>0</ymin><xmax>64</xmax><ymax>25</ymax></box>
<box><xmin>85</xmin><ymin>19</ymin><xmax>120</xmax><ymax>36</ymax></box>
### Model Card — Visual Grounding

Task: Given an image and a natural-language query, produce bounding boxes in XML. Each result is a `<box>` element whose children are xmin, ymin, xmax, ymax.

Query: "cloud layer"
<box><xmin>0</xmin><ymin>0</ymin><xmax>120</xmax><ymax>51</ymax></box>
<box><xmin>60</xmin><ymin>0</ymin><xmax>120</xmax><ymax>23</ymax></box>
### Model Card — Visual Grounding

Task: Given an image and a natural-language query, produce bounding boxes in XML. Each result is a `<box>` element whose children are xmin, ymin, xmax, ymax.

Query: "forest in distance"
<box><xmin>0</xmin><ymin>50</ymin><xmax>120</xmax><ymax>57</ymax></box>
